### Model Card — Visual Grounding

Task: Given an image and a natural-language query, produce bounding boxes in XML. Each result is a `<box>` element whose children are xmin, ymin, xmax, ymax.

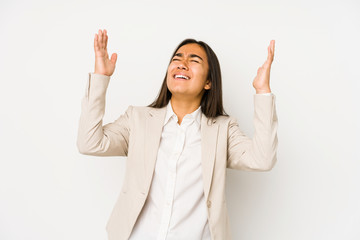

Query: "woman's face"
<box><xmin>166</xmin><ymin>43</ymin><xmax>211</xmax><ymax>100</ymax></box>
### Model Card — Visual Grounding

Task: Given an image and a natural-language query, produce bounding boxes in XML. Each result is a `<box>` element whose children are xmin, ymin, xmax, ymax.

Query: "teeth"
<box><xmin>175</xmin><ymin>74</ymin><xmax>189</xmax><ymax>80</ymax></box>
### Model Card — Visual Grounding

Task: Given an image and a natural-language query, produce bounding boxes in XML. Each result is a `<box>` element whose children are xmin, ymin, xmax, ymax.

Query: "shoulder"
<box><xmin>127</xmin><ymin>105</ymin><xmax>150</xmax><ymax>112</ymax></box>
<box><xmin>124</xmin><ymin>105</ymin><xmax>165</xmax><ymax>118</ymax></box>
<box><xmin>213</xmin><ymin>114</ymin><xmax>237</xmax><ymax>125</ymax></box>
<box><xmin>124</xmin><ymin>105</ymin><xmax>149</xmax><ymax>115</ymax></box>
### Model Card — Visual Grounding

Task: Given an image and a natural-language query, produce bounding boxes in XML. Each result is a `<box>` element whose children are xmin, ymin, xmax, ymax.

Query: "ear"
<box><xmin>204</xmin><ymin>79</ymin><xmax>211</xmax><ymax>90</ymax></box>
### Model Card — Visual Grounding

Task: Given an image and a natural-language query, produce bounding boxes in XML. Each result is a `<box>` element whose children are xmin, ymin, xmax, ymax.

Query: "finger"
<box><xmin>269</xmin><ymin>40</ymin><xmax>274</xmax><ymax>57</ymax></box>
<box><xmin>266</xmin><ymin>47</ymin><xmax>272</xmax><ymax>64</ymax></box>
<box><xmin>98</xmin><ymin>29</ymin><xmax>104</xmax><ymax>49</ymax></box>
<box><xmin>94</xmin><ymin>33</ymin><xmax>99</xmax><ymax>51</ymax></box>
<box><xmin>110</xmin><ymin>53</ymin><xmax>117</xmax><ymax>64</ymax></box>
<box><xmin>272</xmin><ymin>40</ymin><xmax>275</xmax><ymax>58</ymax></box>
<box><xmin>97</xmin><ymin>29</ymin><xmax>102</xmax><ymax>48</ymax></box>
<box><xmin>104</xmin><ymin>29</ymin><xmax>108</xmax><ymax>49</ymax></box>
<box><xmin>266</xmin><ymin>40</ymin><xmax>274</xmax><ymax>63</ymax></box>
<box><xmin>101</xmin><ymin>29</ymin><xmax>106</xmax><ymax>49</ymax></box>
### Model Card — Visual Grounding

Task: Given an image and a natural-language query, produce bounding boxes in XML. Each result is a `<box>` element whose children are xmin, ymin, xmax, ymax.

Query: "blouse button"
<box><xmin>207</xmin><ymin>200</ymin><xmax>212</xmax><ymax>208</ymax></box>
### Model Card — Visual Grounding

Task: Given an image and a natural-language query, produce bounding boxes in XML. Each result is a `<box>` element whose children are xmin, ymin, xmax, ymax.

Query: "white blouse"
<box><xmin>128</xmin><ymin>93</ymin><xmax>272</xmax><ymax>239</ymax></box>
<box><xmin>129</xmin><ymin>99</ymin><xmax>211</xmax><ymax>240</ymax></box>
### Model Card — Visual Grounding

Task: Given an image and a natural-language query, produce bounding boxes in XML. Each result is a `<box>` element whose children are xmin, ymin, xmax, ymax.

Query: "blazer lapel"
<box><xmin>201</xmin><ymin>114</ymin><xmax>219</xmax><ymax>200</ymax></box>
<box><xmin>143</xmin><ymin>107</ymin><xmax>219</xmax><ymax>201</ymax></box>
<box><xmin>144</xmin><ymin>107</ymin><xmax>167</xmax><ymax>191</ymax></box>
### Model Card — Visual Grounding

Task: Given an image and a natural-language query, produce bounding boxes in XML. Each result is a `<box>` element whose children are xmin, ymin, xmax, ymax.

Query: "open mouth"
<box><xmin>174</xmin><ymin>74</ymin><xmax>190</xmax><ymax>80</ymax></box>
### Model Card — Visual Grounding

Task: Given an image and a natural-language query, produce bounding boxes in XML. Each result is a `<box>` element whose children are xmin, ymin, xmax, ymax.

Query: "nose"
<box><xmin>177</xmin><ymin>61</ymin><xmax>188</xmax><ymax>70</ymax></box>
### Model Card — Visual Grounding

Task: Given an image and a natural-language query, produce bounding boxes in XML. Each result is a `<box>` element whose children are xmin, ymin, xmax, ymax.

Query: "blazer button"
<box><xmin>207</xmin><ymin>200</ymin><xmax>212</xmax><ymax>208</ymax></box>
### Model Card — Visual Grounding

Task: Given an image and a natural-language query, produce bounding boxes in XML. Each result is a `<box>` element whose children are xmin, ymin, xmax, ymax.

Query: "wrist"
<box><xmin>255</xmin><ymin>88</ymin><xmax>271</xmax><ymax>94</ymax></box>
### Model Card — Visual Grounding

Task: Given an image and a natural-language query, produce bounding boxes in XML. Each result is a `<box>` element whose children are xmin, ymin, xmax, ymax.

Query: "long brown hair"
<box><xmin>148</xmin><ymin>39</ymin><xmax>228</xmax><ymax>119</ymax></box>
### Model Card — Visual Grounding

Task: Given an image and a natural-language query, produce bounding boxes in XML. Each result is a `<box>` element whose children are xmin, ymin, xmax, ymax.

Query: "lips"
<box><xmin>173</xmin><ymin>73</ymin><xmax>190</xmax><ymax>80</ymax></box>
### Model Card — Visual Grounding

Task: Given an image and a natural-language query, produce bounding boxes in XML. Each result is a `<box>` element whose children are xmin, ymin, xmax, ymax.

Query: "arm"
<box><xmin>76</xmin><ymin>29</ymin><xmax>130</xmax><ymax>156</ymax></box>
<box><xmin>227</xmin><ymin>40</ymin><xmax>278</xmax><ymax>171</ymax></box>
<box><xmin>227</xmin><ymin>94</ymin><xmax>278</xmax><ymax>171</ymax></box>
<box><xmin>76</xmin><ymin>72</ymin><xmax>132</xmax><ymax>156</ymax></box>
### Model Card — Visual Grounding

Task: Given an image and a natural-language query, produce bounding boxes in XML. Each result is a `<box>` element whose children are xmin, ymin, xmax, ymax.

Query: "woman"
<box><xmin>77</xmin><ymin>29</ymin><xmax>278</xmax><ymax>240</ymax></box>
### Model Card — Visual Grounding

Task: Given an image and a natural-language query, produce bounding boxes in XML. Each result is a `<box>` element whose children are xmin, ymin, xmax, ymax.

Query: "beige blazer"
<box><xmin>77</xmin><ymin>73</ymin><xmax>278</xmax><ymax>240</ymax></box>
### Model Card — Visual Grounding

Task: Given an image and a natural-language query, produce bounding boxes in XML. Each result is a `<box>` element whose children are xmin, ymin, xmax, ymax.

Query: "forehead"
<box><xmin>175</xmin><ymin>43</ymin><xmax>207</xmax><ymax>60</ymax></box>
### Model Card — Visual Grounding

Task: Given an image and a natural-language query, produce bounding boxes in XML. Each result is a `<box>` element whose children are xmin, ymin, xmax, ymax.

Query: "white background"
<box><xmin>0</xmin><ymin>0</ymin><xmax>359</xmax><ymax>239</ymax></box>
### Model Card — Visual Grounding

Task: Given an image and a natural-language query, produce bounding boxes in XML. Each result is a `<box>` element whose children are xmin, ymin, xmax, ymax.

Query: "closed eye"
<box><xmin>191</xmin><ymin>60</ymin><xmax>199</xmax><ymax>63</ymax></box>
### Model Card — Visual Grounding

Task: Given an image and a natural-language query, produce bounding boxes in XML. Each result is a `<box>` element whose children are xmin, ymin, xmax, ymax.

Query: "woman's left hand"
<box><xmin>252</xmin><ymin>40</ymin><xmax>275</xmax><ymax>94</ymax></box>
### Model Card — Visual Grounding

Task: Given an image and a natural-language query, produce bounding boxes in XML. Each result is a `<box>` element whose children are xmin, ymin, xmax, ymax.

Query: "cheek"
<box><xmin>166</xmin><ymin>64</ymin><xmax>176</xmax><ymax>78</ymax></box>
<box><xmin>166</xmin><ymin>72</ymin><xmax>174</xmax><ymax>90</ymax></box>
<box><xmin>193</xmin><ymin>67</ymin><xmax>208</xmax><ymax>82</ymax></box>
<box><xmin>165</xmin><ymin>66</ymin><xmax>172</xmax><ymax>81</ymax></box>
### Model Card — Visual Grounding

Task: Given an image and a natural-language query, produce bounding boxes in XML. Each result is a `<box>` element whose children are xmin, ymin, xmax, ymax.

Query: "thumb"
<box><xmin>257</xmin><ymin>67</ymin><xmax>262</xmax><ymax>75</ymax></box>
<box><xmin>110</xmin><ymin>53</ymin><xmax>117</xmax><ymax>64</ymax></box>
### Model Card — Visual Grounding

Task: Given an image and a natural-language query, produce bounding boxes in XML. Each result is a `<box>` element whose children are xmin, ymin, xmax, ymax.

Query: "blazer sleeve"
<box><xmin>76</xmin><ymin>72</ymin><xmax>131</xmax><ymax>157</ymax></box>
<box><xmin>227</xmin><ymin>94</ymin><xmax>278</xmax><ymax>171</ymax></box>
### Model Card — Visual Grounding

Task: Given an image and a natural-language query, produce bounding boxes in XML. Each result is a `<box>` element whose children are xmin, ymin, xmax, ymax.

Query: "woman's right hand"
<box><xmin>94</xmin><ymin>29</ymin><xmax>117</xmax><ymax>76</ymax></box>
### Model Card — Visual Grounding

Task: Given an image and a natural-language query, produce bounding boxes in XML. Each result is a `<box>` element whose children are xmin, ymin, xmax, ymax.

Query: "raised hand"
<box><xmin>94</xmin><ymin>29</ymin><xmax>117</xmax><ymax>76</ymax></box>
<box><xmin>252</xmin><ymin>40</ymin><xmax>275</xmax><ymax>94</ymax></box>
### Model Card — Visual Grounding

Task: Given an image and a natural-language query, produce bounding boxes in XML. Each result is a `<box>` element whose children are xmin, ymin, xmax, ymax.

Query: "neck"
<box><xmin>170</xmin><ymin>95</ymin><xmax>201</xmax><ymax>124</ymax></box>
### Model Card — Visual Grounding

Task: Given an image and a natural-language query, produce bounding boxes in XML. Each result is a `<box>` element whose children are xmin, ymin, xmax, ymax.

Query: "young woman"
<box><xmin>77</xmin><ymin>29</ymin><xmax>278</xmax><ymax>240</ymax></box>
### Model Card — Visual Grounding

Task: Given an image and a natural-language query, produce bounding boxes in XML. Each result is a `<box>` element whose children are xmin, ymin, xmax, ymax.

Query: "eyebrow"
<box><xmin>174</xmin><ymin>53</ymin><xmax>204</xmax><ymax>61</ymax></box>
